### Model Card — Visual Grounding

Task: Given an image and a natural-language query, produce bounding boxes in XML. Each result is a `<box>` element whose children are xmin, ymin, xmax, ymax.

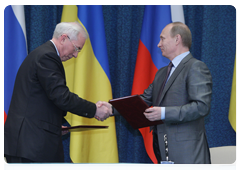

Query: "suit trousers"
<box><xmin>153</xmin><ymin>126</ymin><xmax>161</xmax><ymax>163</ymax></box>
<box><xmin>5</xmin><ymin>154</ymin><xmax>34</xmax><ymax>163</ymax></box>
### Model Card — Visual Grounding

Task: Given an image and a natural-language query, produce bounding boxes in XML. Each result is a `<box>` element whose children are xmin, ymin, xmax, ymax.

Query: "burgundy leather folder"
<box><xmin>62</xmin><ymin>125</ymin><xmax>108</xmax><ymax>132</ymax></box>
<box><xmin>109</xmin><ymin>95</ymin><xmax>163</xmax><ymax>129</ymax></box>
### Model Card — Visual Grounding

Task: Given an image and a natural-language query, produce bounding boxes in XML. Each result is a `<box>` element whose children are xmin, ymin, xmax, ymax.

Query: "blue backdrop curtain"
<box><xmin>22</xmin><ymin>5</ymin><xmax>236</xmax><ymax>163</ymax></box>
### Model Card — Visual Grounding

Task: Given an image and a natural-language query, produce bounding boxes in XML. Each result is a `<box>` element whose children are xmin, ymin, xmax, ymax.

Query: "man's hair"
<box><xmin>170</xmin><ymin>22</ymin><xmax>192</xmax><ymax>49</ymax></box>
<box><xmin>52</xmin><ymin>21</ymin><xmax>88</xmax><ymax>40</ymax></box>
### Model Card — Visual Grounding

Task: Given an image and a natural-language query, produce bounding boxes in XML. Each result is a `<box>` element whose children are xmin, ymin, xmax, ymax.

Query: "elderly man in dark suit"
<box><xmin>142</xmin><ymin>22</ymin><xmax>212</xmax><ymax>164</ymax></box>
<box><xmin>4</xmin><ymin>22</ymin><xmax>112</xmax><ymax>163</ymax></box>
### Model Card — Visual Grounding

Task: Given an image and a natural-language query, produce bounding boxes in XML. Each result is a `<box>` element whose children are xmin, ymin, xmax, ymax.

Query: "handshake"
<box><xmin>94</xmin><ymin>101</ymin><xmax>113</xmax><ymax>121</ymax></box>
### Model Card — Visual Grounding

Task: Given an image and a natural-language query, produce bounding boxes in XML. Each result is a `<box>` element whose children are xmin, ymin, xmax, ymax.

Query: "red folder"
<box><xmin>62</xmin><ymin>125</ymin><xmax>108</xmax><ymax>132</ymax></box>
<box><xmin>109</xmin><ymin>95</ymin><xmax>163</xmax><ymax>129</ymax></box>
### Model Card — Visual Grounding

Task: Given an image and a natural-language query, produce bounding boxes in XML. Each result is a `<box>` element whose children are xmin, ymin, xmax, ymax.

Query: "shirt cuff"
<box><xmin>161</xmin><ymin>107</ymin><xmax>165</xmax><ymax>120</ymax></box>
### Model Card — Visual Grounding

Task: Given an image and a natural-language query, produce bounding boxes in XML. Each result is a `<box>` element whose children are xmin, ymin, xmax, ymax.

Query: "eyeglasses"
<box><xmin>67</xmin><ymin>35</ymin><xmax>81</xmax><ymax>53</ymax></box>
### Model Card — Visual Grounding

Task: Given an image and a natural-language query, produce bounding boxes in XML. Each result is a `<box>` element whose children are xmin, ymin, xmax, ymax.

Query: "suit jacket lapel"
<box><xmin>155</xmin><ymin>66</ymin><xmax>169</xmax><ymax>99</ymax></box>
<box><xmin>157</xmin><ymin>53</ymin><xmax>193</xmax><ymax>105</ymax></box>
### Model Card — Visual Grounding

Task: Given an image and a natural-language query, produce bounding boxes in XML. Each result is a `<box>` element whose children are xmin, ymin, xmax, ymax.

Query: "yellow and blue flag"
<box><xmin>61</xmin><ymin>5</ymin><xmax>118</xmax><ymax>163</ymax></box>
<box><xmin>228</xmin><ymin>57</ymin><xmax>236</xmax><ymax>132</ymax></box>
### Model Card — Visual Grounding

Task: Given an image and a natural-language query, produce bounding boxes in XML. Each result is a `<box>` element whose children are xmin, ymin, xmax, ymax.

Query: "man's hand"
<box><xmin>94</xmin><ymin>101</ymin><xmax>113</xmax><ymax>121</ymax></box>
<box><xmin>143</xmin><ymin>107</ymin><xmax>162</xmax><ymax>121</ymax></box>
<box><xmin>61</xmin><ymin>125</ymin><xmax>69</xmax><ymax>135</ymax></box>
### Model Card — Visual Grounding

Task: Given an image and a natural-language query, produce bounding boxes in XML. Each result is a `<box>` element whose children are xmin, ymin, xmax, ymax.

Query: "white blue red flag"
<box><xmin>4</xmin><ymin>5</ymin><xmax>27</xmax><ymax>123</ymax></box>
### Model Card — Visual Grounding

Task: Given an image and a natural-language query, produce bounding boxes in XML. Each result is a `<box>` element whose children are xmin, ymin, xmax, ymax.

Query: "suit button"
<box><xmin>85</xmin><ymin>113</ymin><xmax>88</xmax><ymax>116</ymax></box>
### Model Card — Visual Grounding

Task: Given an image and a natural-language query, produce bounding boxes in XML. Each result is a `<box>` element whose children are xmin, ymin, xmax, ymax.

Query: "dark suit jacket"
<box><xmin>141</xmin><ymin>53</ymin><xmax>212</xmax><ymax>164</ymax></box>
<box><xmin>4</xmin><ymin>41</ymin><xmax>96</xmax><ymax>162</ymax></box>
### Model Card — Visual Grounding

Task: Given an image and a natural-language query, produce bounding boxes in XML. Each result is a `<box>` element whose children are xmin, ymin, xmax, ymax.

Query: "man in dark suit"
<box><xmin>4</xmin><ymin>22</ymin><xmax>112</xmax><ymax>163</ymax></box>
<box><xmin>142</xmin><ymin>22</ymin><xmax>212</xmax><ymax>163</ymax></box>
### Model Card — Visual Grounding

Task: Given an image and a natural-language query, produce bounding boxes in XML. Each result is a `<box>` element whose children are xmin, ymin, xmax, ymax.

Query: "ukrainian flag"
<box><xmin>61</xmin><ymin>5</ymin><xmax>118</xmax><ymax>163</ymax></box>
<box><xmin>228</xmin><ymin>57</ymin><xmax>236</xmax><ymax>132</ymax></box>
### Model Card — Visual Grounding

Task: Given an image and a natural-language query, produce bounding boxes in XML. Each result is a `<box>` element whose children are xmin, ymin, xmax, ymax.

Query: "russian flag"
<box><xmin>61</xmin><ymin>5</ymin><xmax>118</xmax><ymax>163</ymax></box>
<box><xmin>4</xmin><ymin>5</ymin><xmax>27</xmax><ymax>124</ymax></box>
<box><xmin>131</xmin><ymin>5</ymin><xmax>184</xmax><ymax>163</ymax></box>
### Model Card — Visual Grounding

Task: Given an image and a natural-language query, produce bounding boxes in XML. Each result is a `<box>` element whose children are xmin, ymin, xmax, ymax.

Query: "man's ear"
<box><xmin>60</xmin><ymin>34</ymin><xmax>67</xmax><ymax>44</ymax></box>
<box><xmin>175</xmin><ymin>34</ymin><xmax>181</xmax><ymax>45</ymax></box>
